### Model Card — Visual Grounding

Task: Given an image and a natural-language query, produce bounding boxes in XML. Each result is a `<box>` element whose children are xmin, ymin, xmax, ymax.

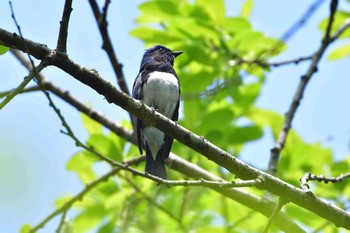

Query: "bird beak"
<box><xmin>172</xmin><ymin>51</ymin><xmax>183</xmax><ymax>57</ymax></box>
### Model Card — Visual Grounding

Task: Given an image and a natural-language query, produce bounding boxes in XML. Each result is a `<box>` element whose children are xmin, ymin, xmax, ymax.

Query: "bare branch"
<box><xmin>234</xmin><ymin>54</ymin><xmax>313</xmax><ymax>68</ymax></box>
<box><xmin>0</xmin><ymin>60</ymin><xmax>47</xmax><ymax>110</ymax></box>
<box><xmin>56</xmin><ymin>0</ymin><xmax>73</xmax><ymax>53</ymax></box>
<box><xmin>300</xmin><ymin>172</ymin><xmax>350</xmax><ymax>191</ymax></box>
<box><xmin>281</xmin><ymin>0</ymin><xmax>326</xmax><ymax>42</ymax></box>
<box><xmin>0</xmin><ymin>85</ymin><xmax>40</xmax><ymax>98</ymax></box>
<box><xmin>10</xmin><ymin>49</ymin><xmax>136</xmax><ymax>143</ymax></box>
<box><xmin>9</xmin><ymin>1</ymin><xmax>35</xmax><ymax>70</ymax></box>
<box><xmin>29</xmin><ymin>167</ymin><xmax>119</xmax><ymax>233</ymax></box>
<box><xmin>88</xmin><ymin>0</ymin><xmax>130</xmax><ymax>96</ymax></box>
<box><xmin>1</xmin><ymin>1</ymin><xmax>51</xmax><ymax>110</ymax></box>
<box><xmin>268</xmin><ymin>0</ymin><xmax>340</xmax><ymax>176</ymax></box>
<box><xmin>9</xmin><ymin>50</ymin><xmax>305</xmax><ymax>232</ymax></box>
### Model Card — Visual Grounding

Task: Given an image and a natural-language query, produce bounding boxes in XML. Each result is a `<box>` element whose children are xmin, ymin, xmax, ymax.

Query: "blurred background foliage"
<box><xmin>15</xmin><ymin>0</ymin><xmax>350</xmax><ymax>232</ymax></box>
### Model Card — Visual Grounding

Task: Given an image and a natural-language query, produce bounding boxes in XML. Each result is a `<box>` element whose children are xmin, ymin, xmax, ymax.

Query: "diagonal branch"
<box><xmin>268</xmin><ymin>0</ymin><xmax>340</xmax><ymax>176</ymax></box>
<box><xmin>56</xmin><ymin>0</ymin><xmax>73</xmax><ymax>53</ymax></box>
<box><xmin>0</xmin><ymin>60</ymin><xmax>47</xmax><ymax>110</ymax></box>
<box><xmin>9</xmin><ymin>50</ymin><xmax>304</xmax><ymax>232</ymax></box>
<box><xmin>1</xmin><ymin>28</ymin><xmax>350</xmax><ymax>229</ymax></box>
<box><xmin>88</xmin><ymin>0</ymin><xmax>130</xmax><ymax>96</ymax></box>
<box><xmin>10</xmin><ymin>48</ymin><xmax>136</xmax><ymax>143</ymax></box>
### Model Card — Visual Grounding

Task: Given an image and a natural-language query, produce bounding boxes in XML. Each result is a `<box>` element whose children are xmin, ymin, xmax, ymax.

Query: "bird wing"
<box><xmin>132</xmin><ymin>72</ymin><xmax>145</xmax><ymax>155</ymax></box>
<box><xmin>160</xmin><ymin>89</ymin><xmax>180</xmax><ymax>160</ymax></box>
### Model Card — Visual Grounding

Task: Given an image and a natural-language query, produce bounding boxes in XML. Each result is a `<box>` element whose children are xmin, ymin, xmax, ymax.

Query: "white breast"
<box><xmin>142</xmin><ymin>71</ymin><xmax>179</xmax><ymax>118</ymax></box>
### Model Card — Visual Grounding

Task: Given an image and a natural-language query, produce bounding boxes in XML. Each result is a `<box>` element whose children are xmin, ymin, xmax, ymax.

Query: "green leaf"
<box><xmin>81</xmin><ymin>113</ymin><xmax>102</xmax><ymax>134</ymax></box>
<box><xmin>319</xmin><ymin>11</ymin><xmax>350</xmax><ymax>39</ymax></box>
<box><xmin>241</xmin><ymin>0</ymin><xmax>254</xmax><ymax>18</ymax></box>
<box><xmin>196</xmin><ymin>0</ymin><xmax>226</xmax><ymax>26</ymax></box>
<box><xmin>55</xmin><ymin>195</ymin><xmax>73</xmax><ymax>208</ymax></box>
<box><xmin>87</xmin><ymin>134</ymin><xmax>123</xmax><ymax>161</ymax></box>
<box><xmin>199</xmin><ymin>108</ymin><xmax>235</xmax><ymax>134</ymax></box>
<box><xmin>66</xmin><ymin>150</ymin><xmax>98</xmax><ymax>183</ymax></box>
<box><xmin>328</xmin><ymin>43</ymin><xmax>350</xmax><ymax>60</ymax></box>
<box><xmin>20</xmin><ymin>224</ymin><xmax>32</xmax><ymax>233</ymax></box>
<box><xmin>170</xmin><ymin>17</ymin><xmax>220</xmax><ymax>43</ymax></box>
<box><xmin>73</xmin><ymin>204</ymin><xmax>106</xmax><ymax>233</ymax></box>
<box><xmin>97</xmin><ymin>221</ymin><xmax>116</xmax><ymax>233</ymax></box>
<box><xmin>136</xmin><ymin>0</ymin><xmax>181</xmax><ymax>23</ymax></box>
<box><xmin>225</xmin><ymin>17</ymin><xmax>251</xmax><ymax>34</ymax></box>
<box><xmin>130</xmin><ymin>27</ymin><xmax>181</xmax><ymax>44</ymax></box>
<box><xmin>229</xmin><ymin>125</ymin><xmax>263</xmax><ymax>144</ymax></box>
<box><xmin>0</xmin><ymin>45</ymin><xmax>9</xmax><ymax>55</ymax></box>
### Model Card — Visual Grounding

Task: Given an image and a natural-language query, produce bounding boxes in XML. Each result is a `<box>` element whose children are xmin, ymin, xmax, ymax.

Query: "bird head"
<box><xmin>141</xmin><ymin>45</ymin><xmax>182</xmax><ymax>66</ymax></box>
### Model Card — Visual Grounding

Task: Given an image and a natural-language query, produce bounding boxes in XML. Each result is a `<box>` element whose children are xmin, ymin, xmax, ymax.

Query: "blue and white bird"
<box><xmin>132</xmin><ymin>45</ymin><xmax>182</xmax><ymax>179</ymax></box>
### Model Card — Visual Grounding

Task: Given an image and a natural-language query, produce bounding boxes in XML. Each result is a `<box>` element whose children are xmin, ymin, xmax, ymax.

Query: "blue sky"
<box><xmin>1</xmin><ymin>0</ymin><xmax>350</xmax><ymax>232</ymax></box>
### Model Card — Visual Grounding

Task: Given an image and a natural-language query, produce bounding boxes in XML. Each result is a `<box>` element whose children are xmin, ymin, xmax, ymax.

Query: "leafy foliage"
<box><xmin>0</xmin><ymin>45</ymin><xmax>8</xmax><ymax>55</ymax></box>
<box><xmin>26</xmin><ymin>0</ymin><xmax>350</xmax><ymax>232</ymax></box>
<box><xmin>319</xmin><ymin>8</ymin><xmax>350</xmax><ymax>60</ymax></box>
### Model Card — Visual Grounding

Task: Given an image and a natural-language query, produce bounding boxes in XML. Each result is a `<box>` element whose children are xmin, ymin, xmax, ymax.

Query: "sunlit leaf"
<box><xmin>20</xmin><ymin>224</ymin><xmax>32</xmax><ymax>233</ymax></box>
<box><xmin>0</xmin><ymin>45</ymin><xmax>9</xmax><ymax>55</ymax></box>
<box><xmin>97</xmin><ymin>221</ymin><xmax>116</xmax><ymax>233</ymax></box>
<box><xmin>241</xmin><ymin>0</ymin><xmax>254</xmax><ymax>18</ymax></box>
<box><xmin>81</xmin><ymin>113</ymin><xmax>102</xmax><ymax>134</ymax></box>
<box><xmin>328</xmin><ymin>43</ymin><xmax>350</xmax><ymax>60</ymax></box>
<box><xmin>229</xmin><ymin>125</ymin><xmax>263</xmax><ymax>144</ymax></box>
<box><xmin>87</xmin><ymin>134</ymin><xmax>123</xmax><ymax>161</ymax></box>
<box><xmin>196</xmin><ymin>0</ymin><xmax>225</xmax><ymax>26</ymax></box>
<box><xmin>73</xmin><ymin>204</ymin><xmax>106</xmax><ymax>233</ymax></box>
<box><xmin>225</xmin><ymin>17</ymin><xmax>251</xmax><ymax>34</ymax></box>
<box><xmin>66</xmin><ymin>151</ymin><xmax>98</xmax><ymax>183</ymax></box>
<box><xmin>136</xmin><ymin>0</ymin><xmax>181</xmax><ymax>23</ymax></box>
<box><xmin>319</xmin><ymin>11</ymin><xmax>350</xmax><ymax>38</ymax></box>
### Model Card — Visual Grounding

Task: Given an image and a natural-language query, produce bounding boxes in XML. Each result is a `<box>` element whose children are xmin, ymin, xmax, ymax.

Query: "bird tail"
<box><xmin>145</xmin><ymin>150</ymin><xmax>167</xmax><ymax>179</ymax></box>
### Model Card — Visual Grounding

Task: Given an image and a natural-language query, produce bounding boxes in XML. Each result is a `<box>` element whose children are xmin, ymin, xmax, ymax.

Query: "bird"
<box><xmin>132</xmin><ymin>45</ymin><xmax>182</xmax><ymax>179</ymax></box>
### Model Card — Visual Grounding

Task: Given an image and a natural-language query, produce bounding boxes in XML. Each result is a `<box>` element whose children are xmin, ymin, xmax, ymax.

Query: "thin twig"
<box><xmin>29</xmin><ymin>155</ymin><xmax>144</xmax><ymax>233</ymax></box>
<box><xmin>87</xmin><ymin>0</ymin><xmax>130</xmax><ymax>96</ymax></box>
<box><xmin>262</xmin><ymin>198</ymin><xmax>287</xmax><ymax>233</ymax></box>
<box><xmin>9</xmin><ymin>1</ymin><xmax>35</xmax><ymax>69</ymax></box>
<box><xmin>268</xmin><ymin>0</ymin><xmax>340</xmax><ymax>176</ymax></box>
<box><xmin>0</xmin><ymin>85</ymin><xmax>40</xmax><ymax>98</ymax></box>
<box><xmin>10</xmin><ymin>49</ymin><xmax>136</xmax><ymax>143</ymax></box>
<box><xmin>300</xmin><ymin>172</ymin><xmax>350</xmax><ymax>191</ymax></box>
<box><xmin>29</xmin><ymin>167</ymin><xmax>120</xmax><ymax>233</ymax></box>
<box><xmin>281</xmin><ymin>0</ymin><xmax>326</xmax><ymax>42</ymax></box>
<box><xmin>56</xmin><ymin>0</ymin><xmax>73</xmax><ymax>53</ymax></box>
<box><xmin>55</xmin><ymin>210</ymin><xmax>68</xmax><ymax>233</ymax></box>
<box><xmin>1</xmin><ymin>1</ymin><xmax>49</xmax><ymax>110</ymax></box>
<box><xmin>0</xmin><ymin>61</ymin><xmax>47</xmax><ymax>110</ymax></box>
<box><xmin>238</xmin><ymin>55</ymin><xmax>313</xmax><ymax>68</ymax></box>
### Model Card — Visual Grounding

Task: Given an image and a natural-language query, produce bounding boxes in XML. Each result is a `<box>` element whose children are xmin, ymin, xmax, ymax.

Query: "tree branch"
<box><xmin>0</xmin><ymin>60</ymin><xmax>47</xmax><ymax>110</ymax></box>
<box><xmin>9</xmin><ymin>49</ymin><xmax>305</xmax><ymax>232</ymax></box>
<box><xmin>0</xmin><ymin>85</ymin><xmax>41</xmax><ymax>98</ymax></box>
<box><xmin>300</xmin><ymin>172</ymin><xmax>350</xmax><ymax>191</ymax></box>
<box><xmin>262</xmin><ymin>198</ymin><xmax>287</xmax><ymax>233</ymax></box>
<box><xmin>268</xmin><ymin>0</ymin><xmax>341</xmax><ymax>176</ymax></box>
<box><xmin>56</xmin><ymin>0</ymin><xmax>73</xmax><ymax>53</ymax></box>
<box><xmin>10</xmin><ymin>49</ymin><xmax>136</xmax><ymax>143</ymax></box>
<box><xmin>1</xmin><ymin>28</ymin><xmax>349</xmax><ymax>229</ymax></box>
<box><xmin>88</xmin><ymin>0</ymin><xmax>130</xmax><ymax>96</ymax></box>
